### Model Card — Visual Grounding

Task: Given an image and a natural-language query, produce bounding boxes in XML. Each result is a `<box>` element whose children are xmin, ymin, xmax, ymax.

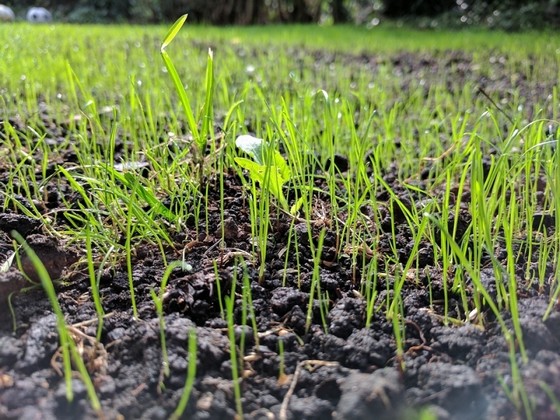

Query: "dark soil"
<box><xmin>2</xmin><ymin>47</ymin><xmax>560</xmax><ymax>420</ymax></box>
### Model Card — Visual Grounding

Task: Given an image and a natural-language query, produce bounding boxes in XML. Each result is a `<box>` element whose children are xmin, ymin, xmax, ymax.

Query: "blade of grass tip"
<box><xmin>57</xmin><ymin>166</ymin><xmax>95</xmax><ymax>209</ymax></box>
<box><xmin>160</xmin><ymin>14</ymin><xmax>200</xmax><ymax>141</ymax></box>
<box><xmin>161</xmin><ymin>14</ymin><xmax>188</xmax><ymax>52</ymax></box>
<box><xmin>223</xmin><ymin>100</ymin><xmax>244</xmax><ymax>133</ymax></box>
<box><xmin>200</xmin><ymin>48</ymin><xmax>214</xmax><ymax>144</ymax></box>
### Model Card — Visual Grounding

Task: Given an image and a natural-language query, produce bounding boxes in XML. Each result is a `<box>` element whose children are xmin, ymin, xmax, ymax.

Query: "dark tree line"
<box><xmin>8</xmin><ymin>0</ymin><xmax>344</xmax><ymax>23</ymax></box>
<box><xmin>6</xmin><ymin>0</ymin><xmax>559</xmax><ymax>27</ymax></box>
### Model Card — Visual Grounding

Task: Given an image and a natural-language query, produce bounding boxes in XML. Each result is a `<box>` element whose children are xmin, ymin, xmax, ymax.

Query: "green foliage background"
<box><xmin>4</xmin><ymin>0</ymin><xmax>560</xmax><ymax>28</ymax></box>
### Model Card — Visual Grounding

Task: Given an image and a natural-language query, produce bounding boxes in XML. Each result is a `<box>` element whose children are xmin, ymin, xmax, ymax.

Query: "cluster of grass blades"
<box><xmin>1</xmin><ymin>15</ymin><xmax>560</xmax><ymax>420</ymax></box>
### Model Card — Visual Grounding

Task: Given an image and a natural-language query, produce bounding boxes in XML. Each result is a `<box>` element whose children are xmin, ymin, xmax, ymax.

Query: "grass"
<box><xmin>1</xmin><ymin>19</ymin><xmax>560</xmax><ymax>419</ymax></box>
<box><xmin>11</xmin><ymin>231</ymin><xmax>102</xmax><ymax>415</ymax></box>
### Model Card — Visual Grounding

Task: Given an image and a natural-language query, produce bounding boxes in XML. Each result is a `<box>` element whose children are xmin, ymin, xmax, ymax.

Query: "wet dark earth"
<box><xmin>2</xmin><ymin>47</ymin><xmax>560</xmax><ymax>420</ymax></box>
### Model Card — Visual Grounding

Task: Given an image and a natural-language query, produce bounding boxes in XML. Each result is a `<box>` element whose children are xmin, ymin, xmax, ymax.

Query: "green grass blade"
<box><xmin>122</xmin><ymin>173</ymin><xmax>178</xmax><ymax>222</ymax></box>
<box><xmin>424</xmin><ymin>213</ymin><xmax>508</xmax><ymax>333</ymax></box>
<box><xmin>171</xmin><ymin>328</ymin><xmax>198</xmax><ymax>420</ymax></box>
<box><xmin>160</xmin><ymin>14</ymin><xmax>200</xmax><ymax>143</ymax></box>
<box><xmin>200</xmin><ymin>48</ymin><xmax>214</xmax><ymax>147</ymax></box>
<box><xmin>161</xmin><ymin>14</ymin><xmax>188</xmax><ymax>52</ymax></box>
<box><xmin>161</xmin><ymin>50</ymin><xmax>200</xmax><ymax>142</ymax></box>
<box><xmin>57</xmin><ymin>166</ymin><xmax>96</xmax><ymax>210</ymax></box>
<box><xmin>12</xmin><ymin>232</ymin><xmax>102</xmax><ymax>414</ymax></box>
<box><xmin>85</xmin><ymin>228</ymin><xmax>105</xmax><ymax>341</ymax></box>
<box><xmin>11</xmin><ymin>232</ymin><xmax>74</xmax><ymax>403</ymax></box>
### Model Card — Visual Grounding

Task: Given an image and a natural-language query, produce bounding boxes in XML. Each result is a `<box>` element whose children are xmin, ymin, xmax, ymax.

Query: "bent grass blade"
<box><xmin>12</xmin><ymin>231</ymin><xmax>102</xmax><ymax>415</ymax></box>
<box><xmin>151</xmin><ymin>260</ymin><xmax>193</xmax><ymax>385</ymax></box>
<box><xmin>170</xmin><ymin>328</ymin><xmax>198</xmax><ymax>420</ymax></box>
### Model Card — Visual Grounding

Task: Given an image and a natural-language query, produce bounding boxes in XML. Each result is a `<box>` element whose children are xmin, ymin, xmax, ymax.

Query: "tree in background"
<box><xmin>331</xmin><ymin>0</ymin><xmax>351</xmax><ymax>23</ymax></box>
<box><xmin>383</xmin><ymin>0</ymin><xmax>455</xmax><ymax>17</ymax></box>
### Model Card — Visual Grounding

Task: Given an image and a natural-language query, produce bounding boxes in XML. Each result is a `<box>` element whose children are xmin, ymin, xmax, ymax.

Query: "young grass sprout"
<box><xmin>235</xmin><ymin>134</ymin><xmax>293</xmax><ymax>213</ymax></box>
<box><xmin>12</xmin><ymin>231</ymin><xmax>102</xmax><ymax>416</ymax></box>
<box><xmin>161</xmin><ymin>14</ymin><xmax>215</xmax><ymax>185</ymax></box>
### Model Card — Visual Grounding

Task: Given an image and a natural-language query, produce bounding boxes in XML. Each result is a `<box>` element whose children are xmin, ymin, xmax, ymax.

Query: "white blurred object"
<box><xmin>27</xmin><ymin>7</ymin><xmax>52</xmax><ymax>23</ymax></box>
<box><xmin>0</xmin><ymin>5</ymin><xmax>15</xmax><ymax>22</ymax></box>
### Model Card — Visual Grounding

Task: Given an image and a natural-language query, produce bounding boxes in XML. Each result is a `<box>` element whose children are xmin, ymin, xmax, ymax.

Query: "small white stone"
<box><xmin>0</xmin><ymin>5</ymin><xmax>15</xmax><ymax>22</ymax></box>
<box><xmin>26</xmin><ymin>7</ymin><xmax>52</xmax><ymax>23</ymax></box>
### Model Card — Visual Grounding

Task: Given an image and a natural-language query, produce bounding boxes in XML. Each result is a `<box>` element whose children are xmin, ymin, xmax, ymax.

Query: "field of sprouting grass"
<box><xmin>1</xmin><ymin>20</ymin><xmax>560</xmax><ymax>419</ymax></box>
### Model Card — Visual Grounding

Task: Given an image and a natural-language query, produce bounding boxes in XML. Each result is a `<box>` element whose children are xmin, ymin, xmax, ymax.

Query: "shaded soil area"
<box><xmin>1</xmin><ymin>48</ymin><xmax>560</xmax><ymax>420</ymax></box>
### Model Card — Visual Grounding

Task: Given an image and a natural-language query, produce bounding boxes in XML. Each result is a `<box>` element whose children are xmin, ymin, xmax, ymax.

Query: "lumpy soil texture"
<box><xmin>1</xmin><ymin>46</ymin><xmax>560</xmax><ymax>420</ymax></box>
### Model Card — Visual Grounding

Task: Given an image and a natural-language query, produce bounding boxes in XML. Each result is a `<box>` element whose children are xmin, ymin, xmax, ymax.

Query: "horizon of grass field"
<box><xmin>1</xmin><ymin>20</ymin><xmax>559</xmax><ymax>419</ymax></box>
<box><xmin>2</xmin><ymin>21</ymin><xmax>559</xmax><ymax>52</ymax></box>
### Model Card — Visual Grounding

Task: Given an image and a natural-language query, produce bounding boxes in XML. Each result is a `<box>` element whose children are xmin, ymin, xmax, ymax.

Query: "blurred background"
<box><xmin>4</xmin><ymin>0</ymin><xmax>560</xmax><ymax>29</ymax></box>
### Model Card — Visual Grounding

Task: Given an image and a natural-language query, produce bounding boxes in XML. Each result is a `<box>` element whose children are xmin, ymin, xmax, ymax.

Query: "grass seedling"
<box><xmin>235</xmin><ymin>136</ymin><xmax>276</xmax><ymax>283</ymax></box>
<box><xmin>499</xmin><ymin>345</ymin><xmax>534</xmax><ymax>420</ymax></box>
<box><xmin>213</xmin><ymin>261</ymin><xmax>225</xmax><ymax>319</ymax></box>
<box><xmin>544</xmin><ymin>132</ymin><xmax>560</xmax><ymax>319</ymax></box>
<box><xmin>12</xmin><ymin>231</ymin><xmax>102</xmax><ymax>415</ymax></box>
<box><xmin>125</xmin><ymin>190</ymin><xmax>138</xmax><ymax>319</ymax></box>
<box><xmin>305</xmin><ymin>228</ymin><xmax>327</xmax><ymax>332</ymax></box>
<box><xmin>392</xmin><ymin>297</ymin><xmax>406</xmax><ymax>371</ymax></box>
<box><xmin>539</xmin><ymin>382</ymin><xmax>560</xmax><ymax>417</ymax></box>
<box><xmin>241</xmin><ymin>260</ymin><xmax>261</xmax><ymax>348</ymax></box>
<box><xmin>85</xmin><ymin>228</ymin><xmax>105</xmax><ymax>341</ymax></box>
<box><xmin>225</xmin><ymin>278</ymin><xmax>244</xmax><ymax>418</ymax></box>
<box><xmin>238</xmin><ymin>269</ymin><xmax>248</xmax><ymax>360</ymax></box>
<box><xmin>424</xmin><ymin>213</ymin><xmax>506</xmax><ymax>330</ymax></box>
<box><xmin>235</xmin><ymin>134</ymin><xmax>292</xmax><ymax>212</ymax></box>
<box><xmin>160</xmin><ymin>14</ymin><xmax>215</xmax><ymax>185</ymax></box>
<box><xmin>170</xmin><ymin>328</ymin><xmax>198</xmax><ymax>420</ymax></box>
<box><xmin>387</xmin><ymin>216</ymin><xmax>430</xmax><ymax>320</ymax></box>
<box><xmin>104</xmin><ymin>166</ymin><xmax>177</xmax><ymax>223</ymax></box>
<box><xmin>318</xmin><ymin>290</ymin><xmax>330</xmax><ymax>334</ymax></box>
<box><xmin>363</xmin><ymin>254</ymin><xmax>380</xmax><ymax>329</ymax></box>
<box><xmin>151</xmin><ymin>260</ymin><xmax>193</xmax><ymax>387</ymax></box>
<box><xmin>277</xmin><ymin>338</ymin><xmax>287</xmax><ymax>384</ymax></box>
<box><xmin>426</xmin><ymin>210</ymin><xmax>533</xmax><ymax>417</ymax></box>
